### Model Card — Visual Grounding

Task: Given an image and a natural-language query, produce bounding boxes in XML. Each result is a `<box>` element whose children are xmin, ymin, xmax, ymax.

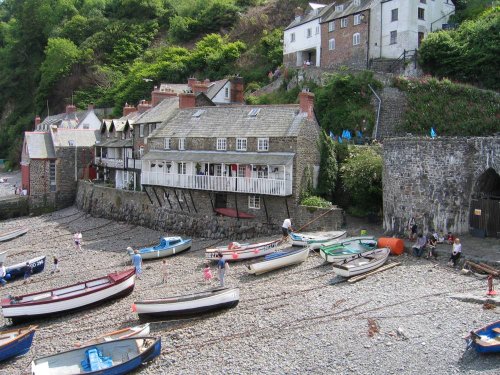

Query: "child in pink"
<box><xmin>203</xmin><ymin>264</ymin><xmax>213</xmax><ymax>283</ymax></box>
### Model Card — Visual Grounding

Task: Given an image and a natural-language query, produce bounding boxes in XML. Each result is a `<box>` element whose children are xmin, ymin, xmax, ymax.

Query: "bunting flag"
<box><xmin>430</xmin><ymin>127</ymin><xmax>437</xmax><ymax>138</ymax></box>
<box><xmin>345</xmin><ymin>130</ymin><xmax>351</xmax><ymax>140</ymax></box>
<box><xmin>329</xmin><ymin>130</ymin><xmax>334</xmax><ymax>139</ymax></box>
<box><xmin>338</xmin><ymin>137</ymin><xmax>343</xmax><ymax>143</ymax></box>
<box><xmin>357</xmin><ymin>130</ymin><xmax>363</xmax><ymax>138</ymax></box>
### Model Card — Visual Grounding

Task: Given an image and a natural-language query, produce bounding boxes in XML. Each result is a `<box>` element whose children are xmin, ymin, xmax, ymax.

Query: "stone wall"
<box><xmin>0</xmin><ymin>196</ymin><xmax>29</xmax><ymax>220</ymax></box>
<box><xmin>383</xmin><ymin>137</ymin><xmax>500</xmax><ymax>235</ymax></box>
<box><xmin>76</xmin><ymin>181</ymin><xmax>343</xmax><ymax>239</ymax></box>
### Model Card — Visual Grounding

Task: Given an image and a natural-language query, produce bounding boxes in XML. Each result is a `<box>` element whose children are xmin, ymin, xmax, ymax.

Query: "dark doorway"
<box><xmin>469</xmin><ymin>168</ymin><xmax>500</xmax><ymax>238</ymax></box>
<box><xmin>215</xmin><ymin>193</ymin><xmax>227</xmax><ymax>209</ymax></box>
<box><xmin>418</xmin><ymin>32</ymin><xmax>424</xmax><ymax>48</ymax></box>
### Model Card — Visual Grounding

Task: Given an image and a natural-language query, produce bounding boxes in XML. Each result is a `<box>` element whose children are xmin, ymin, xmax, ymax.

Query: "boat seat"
<box><xmin>492</xmin><ymin>328</ymin><xmax>500</xmax><ymax>334</ymax></box>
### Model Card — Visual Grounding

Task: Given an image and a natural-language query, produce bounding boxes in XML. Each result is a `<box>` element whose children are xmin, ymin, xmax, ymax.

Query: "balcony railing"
<box><xmin>95</xmin><ymin>157</ymin><xmax>124</xmax><ymax>169</ymax></box>
<box><xmin>141</xmin><ymin>172</ymin><xmax>292</xmax><ymax>196</ymax></box>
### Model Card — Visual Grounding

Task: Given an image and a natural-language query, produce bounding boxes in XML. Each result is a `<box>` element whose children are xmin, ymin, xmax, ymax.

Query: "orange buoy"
<box><xmin>378</xmin><ymin>237</ymin><xmax>405</xmax><ymax>255</ymax></box>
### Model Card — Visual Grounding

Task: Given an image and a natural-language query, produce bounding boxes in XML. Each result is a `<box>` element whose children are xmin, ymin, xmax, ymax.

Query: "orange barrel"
<box><xmin>377</xmin><ymin>237</ymin><xmax>405</xmax><ymax>255</ymax></box>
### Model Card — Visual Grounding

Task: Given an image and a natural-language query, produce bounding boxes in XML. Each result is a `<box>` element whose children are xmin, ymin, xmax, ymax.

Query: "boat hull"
<box><xmin>130</xmin><ymin>239</ymin><xmax>192</xmax><ymax>260</ymax></box>
<box><xmin>205</xmin><ymin>240</ymin><xmax>281</xmax><ymax>261</ymax></box>
<box><xmin>135</xmin><ymin>288</ymin><xmax>240</xmax><ymax>319</ymax></box>
<box><xmin>5</xmin><ymin>256</ymin><xmax>46</xmax><ymax>281</ymax></box>
<box><xmin>291</xmin><ymin>231</ymin><xmax>347</xmax><ymax>249</ymax></box>
<box><xmin>0</xmin><ymin>327</ymin><xmax>36</xmax><ymax>362</ymax></box>
<box><xmin>248</xmin><ymin>248</ymin><xmax>310</xmax><ymax>275</ymax></box>
<box><xmin>467</xmin><ymin>320</ymin><xmax>500</xmax><ymax>354</ymax></box>
<box><xmin>332</xmin><ymin>248</ymin><xmax>390</xmax><ymax>277</ymax></box>
<box><xmin>0</xmin><ymin>228</ymin><xmax>28</xmax><ymax>243</ymax></box>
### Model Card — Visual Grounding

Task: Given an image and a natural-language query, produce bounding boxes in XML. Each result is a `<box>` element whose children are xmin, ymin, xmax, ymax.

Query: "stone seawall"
<box><xmin>76</xmin><ymin>181</ymin><xmax>344</xmax><ymax>239</ymax></box>
<box><xmin>0</xmin><ymin>196</ymin><xmax>29</xmax><ymax>220</ymax></box>
<box><xmin>383</xmin><ymin>137</ymin><xmax>500</xmax><ymax>236</ymax></box>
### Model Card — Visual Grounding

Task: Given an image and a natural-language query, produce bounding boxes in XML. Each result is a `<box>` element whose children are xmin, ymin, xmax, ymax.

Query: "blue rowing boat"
<box><xmin>32</xmin><ymin>336</ymin><xmax>161</xmax><ymax>374</ymax></box>
<box><xmin>129</xmin><ymin>237</ymin><xmax>192</xmax><ymax>260</ymax></box>
<box><xmin>5</xmin><ymin>255</ymin><xmax>46</xmax><ymax>281</ymax></box>
<box><xmin>466</xmin><ymin>320</ymin><xmax>500</xmax><ymax>354</ymax></box>
<box><xmin>0</xmin><ymin>325</ymin><xmax>37</xmax><ymax>362</ymax></box>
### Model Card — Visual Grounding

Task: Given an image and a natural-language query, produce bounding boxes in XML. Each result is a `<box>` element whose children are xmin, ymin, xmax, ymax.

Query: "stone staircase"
<box><xmin>373</xmin><ymin>86</ymin><xmax>408</xmax><ymax>139</ymax></box>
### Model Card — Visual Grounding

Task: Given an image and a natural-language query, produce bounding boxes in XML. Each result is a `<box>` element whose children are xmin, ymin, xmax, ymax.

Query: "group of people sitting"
<box><xmin>411</xmin><ymin>229</ymin><xmax>462</xmax><ymax>266</ymax></box>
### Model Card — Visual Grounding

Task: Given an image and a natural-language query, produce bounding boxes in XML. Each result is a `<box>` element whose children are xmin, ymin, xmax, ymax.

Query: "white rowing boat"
<box><xmin>205</xmin><ymin>239</ymin><xmax>282</xmax><ymax>261</ymax></box>
<box><xmin>290</xmin><ymin>231</ymin><xmax>347</xmax><ymax>249</ymax></box>
<box><xmin>247</xmin><ymin>247</ymin><xmax>310</xmax><ymax>275</ymax></box>
<box><xmin>332</xmin><ymin>248</ymin><xmax>390</xmax><ymax>278</ymax></box>
<box><xmin>0</xmin><ymin>228</ymin><xmax>28</xmax><ymax>242</ymax></box>
<box><xmin>75</xmin><ymin>323</ymin><xmax>150</xmax><ymax>347</ymax></box>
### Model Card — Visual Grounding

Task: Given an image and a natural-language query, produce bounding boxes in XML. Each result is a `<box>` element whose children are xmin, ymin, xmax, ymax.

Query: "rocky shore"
<box><xmin>0</xmin><ymin>207</ymin><xmax>498</xmax><ymax>374</ymax></box>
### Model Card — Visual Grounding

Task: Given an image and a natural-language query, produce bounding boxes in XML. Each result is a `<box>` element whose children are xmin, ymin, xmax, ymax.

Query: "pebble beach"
<box><xmin>0</xmin><ymin>205</ymin><xmax>499</xmax><ymax>375</ymax></box>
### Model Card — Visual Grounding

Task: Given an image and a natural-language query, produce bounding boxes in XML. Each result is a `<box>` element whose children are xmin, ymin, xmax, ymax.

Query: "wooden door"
<box><xmin>469</xmin><ymin>195</ymin><xmax>500</xmax><ymax>238</ymax></box>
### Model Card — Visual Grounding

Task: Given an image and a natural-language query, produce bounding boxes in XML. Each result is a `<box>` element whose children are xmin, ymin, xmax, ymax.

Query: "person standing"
<box><xmin>217</xmin><ymin>252</ymin><xmax>228</xmax><ymax>287</ymax></box>
<box><xmin>131</xmin><ymin>249</ymin><xmax>143</xmax><ymax>279</ymax></box>
<box><xmin>449</xmin><ymin>238</ymin><xmax>462</xmax><ymax>267</ymax></box>
<box><xmin>0</xmin><ymin>262</ymin><xmax>7</xmax><ymax>287</ymax></box>
<box><xmin>51</xmin><ymin>256</ymin><xmax>60</xmax><ymax>274</ymax></box>
<box><xmin>161</xmin><ymin>259</ymin><xmax>168</xmax><ymax>284</ymax></box>
<box><xmin>281</xmin><ymin>218</ymin><xmax>293</xmax><ymax>241</ymax></box>
<box><xmin>203</xmin><ymin>263</ymin><xmax>213</xmax><ymax>284</ymax></box>
<box><xmin>74</xmin><ymin>232</ymin><xmax>82</xmax><ymax>250</ymax></box>
<box><xmin>22</xmin><ymin>262</ymin><xmax>32</xmax><ymax>284</ymax></box>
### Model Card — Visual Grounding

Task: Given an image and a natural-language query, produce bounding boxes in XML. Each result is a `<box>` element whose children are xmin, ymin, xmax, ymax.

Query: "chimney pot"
<box><xmin>188</xmin><ymin>77</ymin><xmax>197</xmax><ymax>88</ymax></box>
<box><xmin>66</xmin><ymin>104</ymin><xmax>76</xmax><ymax>114</ymax></box>
<box><xmin>299</xmin><ymin>90</ymin><xmax>315</xmax><ymax>120</ymax></box>
<box><xmin>137</xmin><ymin>100</ymin><xmax>151</xmax><ymax>114</ymax></box>
<box><xmin>151</xmin><ymin>84</ymin><xmax>178</xmax><ymax>107</ymax></box>
<box><xmin>123</xmin><ymin>103</ymin><xmax>136</xmax><ymax>117</ymax></box>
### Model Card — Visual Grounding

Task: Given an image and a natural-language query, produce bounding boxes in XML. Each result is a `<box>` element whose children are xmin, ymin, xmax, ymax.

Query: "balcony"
<box><xmin>95</xmin><ymin>157</ymin><xmax>124</xmax><ymax>169</ymax></box>
<box><xmin>141</xmin><ymin>172</ymin><xmax>292</xmax><ymax>196</ymax></box>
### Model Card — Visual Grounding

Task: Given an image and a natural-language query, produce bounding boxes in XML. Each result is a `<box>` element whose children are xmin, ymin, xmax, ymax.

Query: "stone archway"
<box><xmin>469</xmin><ymin>168</ymin><xmax>500</xmax><ymax>237</ymax></box>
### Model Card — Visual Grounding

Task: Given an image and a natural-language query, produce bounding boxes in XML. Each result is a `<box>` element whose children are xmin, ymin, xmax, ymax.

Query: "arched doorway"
<box><xmin>469</xmin><ymin>168</ymin><xmax>500</xmax><ymax>237</ymax></box>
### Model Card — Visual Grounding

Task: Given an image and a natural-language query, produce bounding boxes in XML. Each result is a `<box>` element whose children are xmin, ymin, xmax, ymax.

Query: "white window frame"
<box><xmin>340</xmin><ymin>18</ymin><xmax>348</xmax><ymax>28</ymax></box>
<box><xmin>236</xmin><ymin>138</ymin><xmax>247</xmax><ymax>151</ymax></box>
<box><xmin>353</xmin><ymin>33</ymin><xmax>361</xmax><ymax>46</ymax></box>
<box><xmin>139</xmin><ymin>146</ymin><xmax>144</xmax><ymax>157</ymax></box>
<box><xmin>238</xmin><ymin>165</ymin><xmax>245</xmax><ymax>177</ymax></box>
<box><xmin>335</xmin><ymin>5</ymin><xmax>344</xmax><ymax>12</ymax></box>
<box><xmin>328</xmin><ymin>21</ymin><xmax>335</xmax><ymax>32</ymax></box>
<box><xmin>164</xmin><ymin>138</ymin><xmax>171</xmax><ymax>150</ymax></box>
<box><xmin>257</xmin><ymin>138</ymin><xmax>269</xmax><ymax>152</ymax></box>
<box><xmin>139</xmin><ymin>124</ymin><xmax>144</xmax><ymax>137</ymax></box>
<box><xmin>306</xmin><ymin>28</ymin><xmax>312</xmax><ymax>38</ymax></box>
<box><xmin>224</xmin><ymin>87</ymin><xmax>229</xmax><ymax>98</ymax></box>
<box><xmin>328</xmin><ymin>38</ymin><xmax>335</xmax><ymax>50</ymax></box>
<box><xmin>391</xmin><ymin>8</ymin><xmax>398</xmax><ymax>22</ymax></box>
<box><xmin>390</xmin><ymin>30</ymin><xmax>397</xmax><ymax>45</ymax></box>
<box><xmin>248</xmin><ymin>195</ymin><xmax>261</xmax><ymax>209</ymax></box>
<box><xmin>354</xmin><ymin>0</ymin><xmax>360</xmax><ymax>5</ymax></box>
<box><xmin>177</xmin><ymin>162</ymin><xmax>186</xmax><ymax>175</ymax></box>
<box><xmin>217</xmin><ymin>138</ymin><xmax>227</xmax><ymax>151</ymax></box>
<box><xmin>179</xmin><ymin>138</ymin><xmax>185</xmax><ymax>150</ymax></box>
<box><xmin>354</xmin><ymin>14</ymin><xmax>361</xmax><ymax>26</ymax></box>
<box><xmin>215</xmin><ymin>165</ymin><xmax>222</xmax><ymax>176</ymax></box>
<box><xmin>315</xmin><ymin>26</ymin><xmax>319</xmax><ymax>35</ymax></box>
<box><xmin>290</xmin><ymin>33</ymin><xmax>295</xmax><ymax>42</ymax></box>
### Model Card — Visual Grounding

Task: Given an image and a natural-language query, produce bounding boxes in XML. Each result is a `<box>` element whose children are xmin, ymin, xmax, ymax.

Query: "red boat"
<box><xmin>1</xmin><ymin>269</ymin><xmax>136</xmax><ymax>324</ymax></box>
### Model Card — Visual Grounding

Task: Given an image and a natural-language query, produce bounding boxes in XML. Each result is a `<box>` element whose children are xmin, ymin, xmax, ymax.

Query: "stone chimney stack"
<box><xmin>193</xmin><ymin>82</ymin><xmax>209</xmax><ymax>94</ymax></box>
<box><xmin>179</xmin><ymin>92</ymin><xmax>196</xmax><ymax>109</ymax></box>
<box><xmin>87</xmin><ymin>103</ymin><xmax>94</xmax><ymax>110</ymax></box>
<box><xmin>34</xmin><ymin>115</ymin><xmax>41</xmax><ymax>129</ymax></box>
<box><xmin>123</xmin><ymin>103</ymin><xmax>136</xmax><ymax>117</ymax></box>
<box><xmin>230</xmin><ymin>76</ymin><xmax>245</xmax><ymax>104</ymax></box>
<box><xmin>137</xmin><ymin>100</ymin><xmax>152</xmax><ymax>114</ymax></box>
<box><xmin>151</xmin><ymin>85</ymin><xmax>178</xmax><ymax>107</ymax></box>
<box><xmin>187</xmin><ymin>77</ymin><xmax>197</xmax><ymax>88</ymax></box>
<box><xmin>299</xmin><ymin>90</ymin><xmax>315</xmax><ymax>120</ymax></box>
<box><xmin>295</xmin><ymin>7</ymin><xmax>304</xmax><ymax>21</ymax></box>
<box><xmin>66</xmin><ymin>104</ymin><xmax>77</xmax><ymax>114</ymax></box>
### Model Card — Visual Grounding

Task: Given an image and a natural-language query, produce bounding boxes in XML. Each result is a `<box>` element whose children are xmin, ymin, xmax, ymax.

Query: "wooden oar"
<box><xmin>347</xmin><ymin>262</ymin><xmax>400</xmax><ymax>283</ymax></box>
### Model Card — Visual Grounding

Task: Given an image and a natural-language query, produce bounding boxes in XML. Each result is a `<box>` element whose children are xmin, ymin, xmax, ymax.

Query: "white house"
<box><xmin>283</xmin><ymin>3</ymin><xmax>334</xmax><ymax>67</ymax></box>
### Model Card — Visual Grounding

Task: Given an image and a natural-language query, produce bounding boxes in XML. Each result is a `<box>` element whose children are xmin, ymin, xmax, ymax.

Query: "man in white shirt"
<box><xmin>0</xmin><ymin>262</ymin><xmax>7</xmax><ymax>286</ymax></box>
<box><xmin>281</xmin><ymin>218</ymin><xmax>293</xmax><ymax>241</ymax></box>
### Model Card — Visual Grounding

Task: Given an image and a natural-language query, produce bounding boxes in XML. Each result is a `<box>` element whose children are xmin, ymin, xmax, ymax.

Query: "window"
<box><xmin>236</xmin><ymin>138</ymin><xmax>247</xmax><ymax>151</ymax></box>
<box><xmin>354</xmin><ymin>14</ymin><xmax>362</xmax><ymax>25</ymax></box>
<box><xmin>420</xmin><ymin>0</ymin><xmax>426</xmax><ymax>3</ymax></box>
<box><xmin>391</xmin><ymin>8</ymin><xmax>398</xmax><ymax>22</ymax></box>
<box><xmin>215</xmin><ymin>165</ymin><xmax>222</xmax><ymax>176</ymax></box>
<box><xmin>164</xmin><ymin>138</ymin><xmax>171</xmax><ymax>150</ymax></box>
<box><xmin>258</xmin><ymin>138</ymin><xmax>269</xmax><ymax>152</ymax></box>
<box><xmin>328</xmin><ymin>38</ymin><xmax>335</xmax><ymax>50</ymax></box>
<box><xmin>328</xmin><ymin>21</ymin><xmax>335</xmax><ymax>32</ymax></box>
<box><xmin>315</xmin><ymin>26</ymin><xmax>320</xmax><ymax>35</ymax></box>
<box><xmin>139</xmin><ymin>146</ymin><xmax>144</xmax><ymax>157</ymax></box>
<box><xmin>353</xmin><ymin>33</ymin><xmax>361</xmax><ymax>46</ymax></box>
<box><xmin>390</xmin><ymin>30</ymin><xmax>397</xmax><ymax>44</ymax></box>
<box><xmin>68</xmin><ymin>140</ymin><xmax>75</xmax><ymax>146</ymax></box>
<box><xmin>340</xmin><ymin>18</ymin><xmax>348</xmax><ymax>28</ymax></box>
<box><xmin>139</xmin><ymin>124</ymin><xmax>144</xmax><ymax>137</ymax></box>
<box><xmin>306</xmin><ymin>28</ymin><xmax>312</xmax><ymax>38</ymax></box>
<box><xmin>237</xmin><ymin>165</ymin><xmax>245</xmax><ymax>177</ymax></box>
<box><xmin>249</xmin><ymin>196</ymin><xmax>261</xmax><ymax>209</ymax></box>
<box><xmin>290</xmin><ymin>33</ymin><xmax>295</xmax><ymax>42</ymax></box>
<box><xmin>179</xmin><ymin>138</ymin><xmax>185</xmax><ymax>150</ymax></box>
<box><xmin>335</xmin><ymin>5</ymin><xmax>344</xmax><ymax>12</ymax></box>
<box><xmin>418</xmin><ymin>8</ymin><xmax>425</xmax><ymax>20</ymax></box>
<box><xmin>354</xmin><ymin>0</ymin><xmax>360</xmax><ymax>5</ymax></box>
<box><xmin>224</xmin><ymin>87</ymin><xmax>229</xmax><ymax>98</ymax></box>
<box><xmin>148</xmin><ymin>123</ymin><xmax>156</xmax><ymax>135</ymax></box>
<box><xmin>177</xmin><ymin>162</ymin><xmax>186</xmax><ymax>175</ymax></box>
<box><xmin>217</xmin><ymin>138</ymin><xmax>227</xmax><ymax>151</ymax></box>
<box><xmin>49</xmin><ymin>161</ymin><xmax>56</xmax><ymax>192</ymax></box>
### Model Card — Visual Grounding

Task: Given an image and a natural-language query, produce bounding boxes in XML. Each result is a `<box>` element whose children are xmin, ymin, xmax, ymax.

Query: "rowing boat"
<box><xmin>133</xmin><ymin>288</ymin><xmax>239</xmax><ymax>319</ymax></box>
<box><xmin>129</xmin><ymin>236</ymin><xmax>192</xmax><ymax>260</ymax></box>
<box><xmin>320</xmin><ymin>238</ymin><xmax>377</xmax><ymax>263</ymax></box>
<box><xmin>290</xmin><ymin>230</ymin><xmax>347</xmax><ymax>249</ymax></box>
<box><xmin>466</xmin><ymin>320</ymin><xmax>500</xmax><ymax>354</ymax></box>
<box><xmin>205</xmin><ymin>239</ymin><xmax>282</xmax><ymax>261</ymax></box>
<box><xmin>75</xmin><ymin>323</ymin><xmax>150</xmax><ymax>347</ymax></box>
<box><xmin>5</xmin><ymin>255</ymin><xmax>46</xmax><ymax>281</ymax></box>
<box><xmin>0</xmin><ymin>325</ymin><xmax>37</xmax><ymax>362</ymax></box>
<box><xmin>332</xmin><ymin>248</ymin><xmax>390</xmax><ymax>277</ymax></box>
<box><xmin>0</xmin><ymin>228</ymin><xmax>28</xmax><ymax>243</ymax></box>
<box><xmin>1</xmin><ymin>269</ymin><xmax>136</xmax><ymax>324</ymax></box>
<box><xmin>247</xmin><ymin>247</ymin><xmax>310</xmax><ymax>275</ymax></box>
<box><xmin>32</xmin><ymin>336</ymin><xmax>161</xmax><ymax>374</ymax></box>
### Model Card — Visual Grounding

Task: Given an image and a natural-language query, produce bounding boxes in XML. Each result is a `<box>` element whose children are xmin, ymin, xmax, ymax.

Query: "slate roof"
<box><xmin>143</xmin><ymin>150</ymin><xmax>295</xmax><ymax>165</ymax></box>
<box><xmin>24</xmin><ymin>132</ymin><xmax>56</xmax><ymax>159</ymax></box>
<box><xmin>206</xmin><ymin>79</ymin><xmax>228</xmax><ymax>99</ymax></box>
<box><xmin>321</xmin><ymin>0</ymin><xmax>373</xmax><ymax>22</ymax></box>
<box><xmin>97</xmin><ymin>139</ymin><xmax>132</xmax><ymax>148</ymax></box>
<box><xmin>134</xmin><ymin>97</ymin><xmax>180</xmax><ymax>125</ymax></box>
<box><xmin>38</xmin><ymin>110</ymin><xmax>92</xmax><ymax>130</ymax></box>
<box><xmin>51</xmin><ymin>129</ymin><xmax>100</xmax><ymax>148</ymax></box>
<box><xmin>152</xmin><ymin>105</ymin><xmax>312</xmax><ymax>139</ymax></box>
<box><xmin>285</xmin><ymin>3</ymin><xmax>333</xmax><ymax>30</ymax></box>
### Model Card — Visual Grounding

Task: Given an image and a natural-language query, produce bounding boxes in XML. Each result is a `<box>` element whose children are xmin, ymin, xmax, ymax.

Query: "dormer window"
<box><xmin>354</xmin><ymin>0</ymin><xmax>361</xmax><ymax>6</ymax></box>
<box><xmin>335</xmin><ymin>5</ymin><xmax>344</xmax><ymax>12</ymax></box>
<box><xmin>258</xmin><ymin>138</ymin><xmax>269</xmax><ymax>152</ymax></box>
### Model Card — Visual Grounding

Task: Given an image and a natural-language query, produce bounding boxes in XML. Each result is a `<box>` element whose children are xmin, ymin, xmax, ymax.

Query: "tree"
<box><xmin>316</xmin><ymin>131</ymin><xmax>338</xmax><ymax>201</ymax></box>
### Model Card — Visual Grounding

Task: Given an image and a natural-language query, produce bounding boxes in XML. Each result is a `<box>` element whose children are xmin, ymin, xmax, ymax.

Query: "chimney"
<box><xmin>87</xmin><ymin>103</ymin><xmax>95</xmax><ymax>110</ymax></box>
<box><xmin>193</xmin><ymin>82</ymin><xmax>209</xmax><ymax>94</ymax></box>
<box><xmin>204</xmin><ymin>78</ymin><xmax>210</xmax><ymax>84</ymax></box>
<box><xmin>123</xmin><ymin>103</ymin><xmax>136</xmax><ymax>117</ymax></box>
<box><xmin>187</xmin><ymin>77</ymin><xmax>197</xmax><ymax>88</ymax></box>
<box><xmin>66</xmin><ymin>104</ymin><xmax>76</xmax><ymax>114</ymax></box>
<box><xmin>299</xmin><ymin>90</ymin><xmax>315</xmax><ymax>120</ymax></box>
<box><xmin>230</xmin><ymin>76</ymin><xmax>245</xmax><ymax>104</ymax></box>
<box><xmin>179</xmin><ymin>92</ymin><xmax>196</xmax><ymax>109</ymax></box>
<box><xmin>295</xmin><ymin>7</ymin><xmax>304</xmax><ymax>21</ymax></box>
<box><xmin>137</xmin><ymin>100</ymin><xmax>152</xmax><ymax>114</ymax></box>
<box><xmin>151</xmin><ymin>85</ymin><xmax>178</xmax><ymax>106</ymax></box>
<box><xmin>34</xmin><ymin>115</ymin><xmax>41</xmax><ymax>129</ymax></box>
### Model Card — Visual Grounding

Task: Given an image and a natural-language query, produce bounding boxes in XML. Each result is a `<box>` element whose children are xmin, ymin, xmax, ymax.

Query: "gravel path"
<box><xmin>0</xmin><ymin>207</ymin><xmax>498</xmax><ymax>374</ymax></box>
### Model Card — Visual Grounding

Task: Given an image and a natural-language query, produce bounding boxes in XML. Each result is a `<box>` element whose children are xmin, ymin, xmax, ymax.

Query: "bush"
<box><xmin>301</xmin><ymin>196</ymin><xmax>332</xmax><ymax>208</ymax></box>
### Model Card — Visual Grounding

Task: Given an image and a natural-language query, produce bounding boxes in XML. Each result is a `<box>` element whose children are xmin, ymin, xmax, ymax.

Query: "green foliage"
<box><xmin>299</xmin><ymin>164</ymin><xmax>314</xmax><ymax>202</ymax></box>
<box><xmin>393</xmin><ymin>76</ymin><xmax>500</xmax><ymax>136</ymax></box>
<box><xmin>300</xmin><ymin>195</ymin><xmax>332</xmax><ymax>209</ymax></box>
<box><xmin>340</xmin><ymin>146</ymin><xmax>382</xmax><ymax>215</ymax></box>
<box><xmin>246</xmin><ymin>85</ymin><xmax>301</xmax><ymax>105</ymax></box>
<box><xmin>314</xmin><ymin>71</ymin><xmax>381</xmax><ymax>136</ymax></box>
<box><xmin>449</xmin><ymin>0</ymin><xmax>492</xmax><ymax>24</ymax></box>
<box><xmin>316</xmin><ymin>130</ymin><xmax>338</xmax><ymax>202</ymax></box>
<box><xmin>419</xmin><ymin>8</ymin><xmax>500</xmax><ymax>90</ymax></box>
